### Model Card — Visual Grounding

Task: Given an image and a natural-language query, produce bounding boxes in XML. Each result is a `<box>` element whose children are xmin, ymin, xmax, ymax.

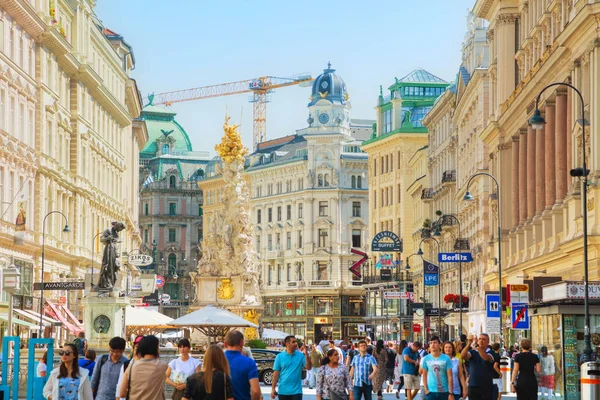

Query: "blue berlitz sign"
<box><xmin>438</xmin><ymin>252</ymin><xmax>473</xmax><ymax>262</ymax></box>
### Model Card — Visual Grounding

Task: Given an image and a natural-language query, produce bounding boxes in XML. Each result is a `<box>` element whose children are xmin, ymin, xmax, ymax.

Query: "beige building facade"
<box><xmin>0</xmin><ymin>0</ymin><xmax>146</xmax><ymax>338</ymax></box>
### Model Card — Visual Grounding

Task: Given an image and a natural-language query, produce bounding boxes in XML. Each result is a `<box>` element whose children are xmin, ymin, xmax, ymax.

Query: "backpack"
<box><xmin>74</xmin><ymin>337</ymin><xmax>86</xmax><ymax>355</ymax></box>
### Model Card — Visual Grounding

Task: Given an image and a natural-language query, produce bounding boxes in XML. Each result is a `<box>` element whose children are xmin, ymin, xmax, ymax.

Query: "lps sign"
<box><xmin>371</xmin><ymin>231</ymin><xmax>403</xmax><ymax>252</ymax></box>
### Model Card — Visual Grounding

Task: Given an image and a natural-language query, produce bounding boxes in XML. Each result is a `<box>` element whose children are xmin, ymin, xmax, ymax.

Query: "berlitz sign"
<box><xmin>371</xmin><ymin>231</ymin><xmax>403</xmax><ymax>252</ymax></box>
<box><xmin>128</xmin><ymin>254</ymin><xmax>153</xmax><ymax>266</ymax></box>
<box><xmin>438</xmin><ymin>252</ymin><xmax>473</xmax><ymax>262</ymax></box>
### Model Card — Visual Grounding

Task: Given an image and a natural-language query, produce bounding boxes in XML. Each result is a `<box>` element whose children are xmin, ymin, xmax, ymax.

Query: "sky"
<box><xmin>95</xmin><ymin>0</ymin><xmax>476</xmax><ymax>155</ymax></box>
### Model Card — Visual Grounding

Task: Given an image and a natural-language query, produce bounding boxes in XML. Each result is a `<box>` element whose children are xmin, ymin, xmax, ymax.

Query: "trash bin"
<box><xmin>581</xmin><ymin>361</ymin><xmax>600</xmax><ymax>400</ymax></box>
<box><xmin>500</xmin><ymin>356</ymin><xmax>511</xmax><ymax>394</ymax></box>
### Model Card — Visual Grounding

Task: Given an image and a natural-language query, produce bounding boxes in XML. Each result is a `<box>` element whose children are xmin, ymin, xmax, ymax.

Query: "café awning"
<box><xmin>45</xmin><ymin>300</ymin><xmax>83</xmax><ymax>335</ymax></box>
<box><xmin>0</xmin><ymin>313</ymin><xmax>41</xmax><ymax>329</ymax></box>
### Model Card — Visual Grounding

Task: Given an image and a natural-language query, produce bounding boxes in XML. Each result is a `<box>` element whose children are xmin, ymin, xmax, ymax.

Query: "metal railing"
<box><xmin>442</xmin><ymin>170</ymin><xmax>456</xmax><ymax>183</ymax></box>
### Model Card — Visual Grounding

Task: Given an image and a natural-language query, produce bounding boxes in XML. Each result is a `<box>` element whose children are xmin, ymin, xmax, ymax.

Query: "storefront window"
<box><xmin>385</xmin><ymin>298</ymin><xmax>399</xmax><ymax>315</ymax></box>
<box><xmin>296</xmin><ymin>297</ymin><xmax>305</xmax><ymax>316</ymax></box>
<box><xmin>295</xmin><ymin>323</ymin><xmax>306</xmax><ymax>339</ymax></box>
<box><xmin>344</xmin><ymin>296</ymin><xmax>365</xmax><ymax>316</ymax></box>
<box><xmin>275</xmin><ymin>298</ymin><xmax>282</xmax><ymax>317</ymax></box>
<box><xmin>284</xmin><ymin>297</ymin><xmax>294</xmax><ymax>316</ymax></box>
<box><xmin>265</xmin><ymin>299</ymin><xmax>274</xmax><ymax>316</ymax></box>
<box><xmin>345</xmin><ymin>323</ymin><xmax>360</xmax><ymax>337</ymax></box>
<box><xmin>315</xmin><ymin>297</ymin><xmax>333</xmax><ymax>315</ymax></box>
<box><xmin>284</xmin><ymin>323</ymin><xmax>294</xmax><ymax>336</ymax></box>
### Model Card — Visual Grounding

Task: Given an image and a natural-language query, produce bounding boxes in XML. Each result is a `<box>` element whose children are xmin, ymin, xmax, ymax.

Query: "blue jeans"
<box><xmin>309</xmin><ymin>366</ymin><xmax>320</xmax><ymax>387</ymax></box>
<box><xmin>425</xmin><ymin>393</ymin><xmax>449</xmax><ymax>400</ymax></box>
<box><xmin>353</xmin><ymin>384</ymin><xmax>373</xmax><ymax>400</ymax></box>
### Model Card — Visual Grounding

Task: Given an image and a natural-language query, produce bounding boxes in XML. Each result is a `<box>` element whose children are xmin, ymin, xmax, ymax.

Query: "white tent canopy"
<box><xmin>169</xmin><ymin>305</ymin><xmax>258</xmax><ymax>328</ymax></box>
<box><xmin>124</xmin><ymin>306</ymin><xmax>173</xmax><ymax>327</ymax></box>
<box><xmin>261</xmin><ymin>328</ymin><xmax>289</xmax><ymax>339</ymax></box>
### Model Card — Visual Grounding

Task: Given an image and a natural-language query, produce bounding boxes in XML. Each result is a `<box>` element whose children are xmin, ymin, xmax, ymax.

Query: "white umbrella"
<box><xmin>169</xmin><ymin>305</ymin><xmax>257</xmax><ymax>342</ymax></box>
<box><xmin>261</xmin><ymin>328</ymin><xmax>289</xmax><ymax>339</ymax></box>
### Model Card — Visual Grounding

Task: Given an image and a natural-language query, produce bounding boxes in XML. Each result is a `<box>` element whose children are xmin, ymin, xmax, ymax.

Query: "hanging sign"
<box><xmin>371</xmin><ymin>231</ymin><xmax>403</xmax><ymax>252</ymax></box>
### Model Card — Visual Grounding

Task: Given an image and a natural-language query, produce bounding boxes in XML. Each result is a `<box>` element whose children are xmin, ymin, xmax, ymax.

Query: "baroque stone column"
<box><xmin>545</xmin><ymin>103</ymin><xmax>556</xmax><ymax>209</ymax></box>
<box><xmin>527</xmin><ymin>126</ymin><xmax>536</xmax><ymax>219</ymax></box>
<box><xmin>512</xmin><ymin>135</ymin><xmax>520</xmax><ymax>227</ymax></box>
<box><xmin>519</xmin><ymin>128</ymin><xmax>528</xmax><ymax>224</ymax></box>
<box><xmin>536</xmin><ymin>125</ymin><xmax>546</xmax><ymax>214</ymax></box>
<box><xmin>566</xmin><ymin>86</ymin><xmax>573</xmax><ymax>192</ymax></box>
<box><xmin>555</xmin><ymin>93</ymin><xmax>568</xmax><ymax>202</ymax></box>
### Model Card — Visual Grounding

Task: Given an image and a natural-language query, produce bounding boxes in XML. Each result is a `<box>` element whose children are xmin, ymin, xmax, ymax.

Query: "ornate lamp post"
<box><xmin>433</xmin><ymin>214</ymin><xmax>467</xmax><ymax>337</ymax></box>
<box><xmin>40</xmin><ymin>211</ymin><xmax>70</xmax><ymax>336</ymax></box>
<box><xmin>529</xmin><ymin>82</ymin><xmax>591</xmax><ymax>360</ymax></box>
<box><xmin>463</xmin><ymin>173</ymin><xmax>502</xmax><ymax>350</ymax></box>
<box><xmin>418</xmin><ymin>237</ymin><xmax>442</xmax><ymax>340</ymax></box>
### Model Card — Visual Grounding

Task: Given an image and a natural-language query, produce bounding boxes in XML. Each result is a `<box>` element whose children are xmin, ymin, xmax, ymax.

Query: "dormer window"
<box><xmin>169</xmin><ymin>175</ymin><xmax>176</xmax><ymax>188</ymax></box>
<box><xmin>162</xmin><ymin>144</ymin><xmax>170</xmax><ymax>155</ymax></box>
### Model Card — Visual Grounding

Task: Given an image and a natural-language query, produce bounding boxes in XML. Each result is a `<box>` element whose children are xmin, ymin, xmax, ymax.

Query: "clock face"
<box><xmin>416</xmin><ymin>309</ymin><xmax>425</xmax><ymax>317</ymax></box>
<box><xmin>93</xmin><ymin>314</ymin><xmax>111</xmax><ymax>334</ymax></box>
<box><xmin>319</xmin><ymin>112</ymin><xmax>330</xmax><ymax>124</ymax></box>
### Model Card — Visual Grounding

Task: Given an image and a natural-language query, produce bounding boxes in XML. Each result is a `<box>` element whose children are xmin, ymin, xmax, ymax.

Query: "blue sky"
<box><xmin>96</xmin><ymin>0</ymin><xmax>475</xmax><ymax>154</ymax></box>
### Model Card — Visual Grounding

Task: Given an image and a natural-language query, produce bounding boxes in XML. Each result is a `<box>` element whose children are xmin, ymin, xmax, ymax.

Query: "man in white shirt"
<box><xmin>329</xmin><ymin>340</ymin><xmax>344</xmax><ymax>365</ymax></box>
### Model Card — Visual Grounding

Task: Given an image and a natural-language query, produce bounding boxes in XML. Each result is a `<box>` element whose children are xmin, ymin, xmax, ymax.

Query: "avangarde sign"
<box><xmin>371</xmin><ymin>231</ymin><xmax>403</xmax><ymax>252</ymax></box>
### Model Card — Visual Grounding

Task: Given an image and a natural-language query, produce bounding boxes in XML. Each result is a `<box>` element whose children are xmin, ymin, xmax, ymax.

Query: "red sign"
<box><xmin>156</xmin><ymin>275</ymin><xmax>165</xmax><ymax>288</ymax></box>
<box><xmin>350</xmin><ymin>248</ymin><xmax>368</xmax><ymax>278</ymax></box>
<box><xmin>413</xmin><ymin>324</ymin><xmax>421</xmax><ymax>333</ymax></box>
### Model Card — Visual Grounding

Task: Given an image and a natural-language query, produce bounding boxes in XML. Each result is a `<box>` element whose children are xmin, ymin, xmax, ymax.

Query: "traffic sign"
<box><xmin>438</xmin><ymin>252</ymin><xmax>473</xmax><ymax>262</ymax></box>
<box><xmin>155</xmin><ymin>275</ymin><xmax>165</xmax><ymax>288</ymax></box>
<box><xmin>508</xmin><ymin>284</ymin><xmax>529</xmax><ymax>305</ymax></box>
<box><xmin>350</xmin><ymin>248</ymin><xmax>368</xmax><ymax>278</ymax></box>
<box><xmin>486</xmin><ymin>294</ymin><xmax>500</xmax><ymax>319</ymax></box>
<box><xmin>511</xmin><ymin>303</ymin><xmax>530</xmax><ymax>330</ymax></box>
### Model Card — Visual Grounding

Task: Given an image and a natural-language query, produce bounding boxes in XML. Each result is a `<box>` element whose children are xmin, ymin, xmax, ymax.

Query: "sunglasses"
<box><xmin>59</xmin><ymin>350</ymin><xmax>73</xmax><ymax>356</ymax></box>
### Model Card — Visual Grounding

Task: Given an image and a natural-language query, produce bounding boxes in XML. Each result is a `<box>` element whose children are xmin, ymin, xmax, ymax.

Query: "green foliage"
<box><xmin>247</xmin><ymin>339</ymin><xmax>268</xmax><ymax>349</ymax></box>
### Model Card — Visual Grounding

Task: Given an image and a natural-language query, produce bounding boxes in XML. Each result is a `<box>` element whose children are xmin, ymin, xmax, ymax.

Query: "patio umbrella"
<box><xmin>169</xmin><ymin>305</ymin><xmax>257</xmax><ymax>343</ymax></box>
<box><xmin>261</xmin><ymin>328</ymin><xmax>289</xmax><ymax>340</ymax></box>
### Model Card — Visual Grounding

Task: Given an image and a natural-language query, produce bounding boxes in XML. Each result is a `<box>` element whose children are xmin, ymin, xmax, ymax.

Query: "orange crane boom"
<box><xmin>149</xmin><ymin>74</ymin><xmax>314</xmax><ymax>150</ymax></box>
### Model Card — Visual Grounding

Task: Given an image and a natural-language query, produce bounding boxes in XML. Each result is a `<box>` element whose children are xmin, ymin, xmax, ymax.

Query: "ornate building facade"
<box><xmin>0</xmin><ymin>0</ymin><xmax>146</xmax><ymax>338</ymax></box>
<box><xmin>138</xmin><ymin>101</ymin><xmax>210</xmax><ymax>318</ymax></box>
<box><xmin>361</xmin><ymin>69</ymin><xmax>449</xmax><ymax>340</ymax></box>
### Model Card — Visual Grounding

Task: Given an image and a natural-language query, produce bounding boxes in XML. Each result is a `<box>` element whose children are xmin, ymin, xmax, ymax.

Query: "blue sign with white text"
<box><xmin>486</xmin><ymin>294</ymin><xmax>500</xmax><ymax>319</ymax></box>
<box><xmin>424</xmin><ymin>273</ymin><xmax>439</xmax><ymax>286</ymax></box>
<box><xmin>438</xmin><ymin>252</ymin><xmax>473</xmax><ymax>263</ymax></box>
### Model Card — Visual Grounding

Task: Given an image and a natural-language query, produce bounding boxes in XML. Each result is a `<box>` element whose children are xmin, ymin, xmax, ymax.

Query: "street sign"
<box><xmin>487</xmin><ymin>318</ymin><xmax>500</xmax><ymax>334</ymax></box>
<box><xmin>349</xmin><ymin>248</ymin><xmax>368</xmax><ymax>278</ymax></box>
<box><xmin>486</xmin><ymin>294</ymin><xmax>500</xmax><ymax>319</ymax></box>
<box><xmin>380</xmin><ymin>268</ymin><xmax>392</xmax><ymax>281</ymax></box>
<box><xmin>371</xmin><ymin>231</ymin><xmax>403</xmax><ymax>252</ymax></box>
<box><xmin>413</xmin><ymin>324</ymin><xmax>421</xmax><ymax>333</ymax></box>
<box><xmin>508</xmin><ymin>284</ymin><xmax>529</xmax><ymax>305</ymax></box>
<box><xmin>155</xmin><ymin>275</ymin><xmax>165</xmax><ymax>288</ymax></box>
<box><xmin>438</xmin><ymin>252</ymin><xmax>473</xmax><ymax>262</ymax></box>
<box><xmin>33</xmin><ymin>281</ymin><xmax>85</xmax><ymax>290</ymax></box>
<box><xmin>384</xmin><ymin>292</ymin><xmax>413</xmax><ymax>300</ymax></box>
<box><xmin>511</xmin><ymin>303</ymin><xmax>530</xmax><ymax>330</ymax></box>
<box><xmin>128</xmin><ymin>254</ymin><xmax>153</xmax><ymax>267</ymax></box>
<box><xmin>424</xmin><ymin>260</ymin><xmax>439</xmax><ymax>286</ymax></box>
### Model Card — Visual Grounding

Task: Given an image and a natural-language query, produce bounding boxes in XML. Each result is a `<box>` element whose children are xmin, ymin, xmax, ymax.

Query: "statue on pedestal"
<box><xmin>97</xmin><ymin>222</ymin><xmax>126</xmax><ymax>290</ymax></box>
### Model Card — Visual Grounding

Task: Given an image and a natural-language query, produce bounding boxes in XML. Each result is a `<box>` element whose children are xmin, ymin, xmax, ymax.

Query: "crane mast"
<box><xmin>149</xmin><ymin>74</ymin><xmax>313</xmax><ymax>150</ymax></box>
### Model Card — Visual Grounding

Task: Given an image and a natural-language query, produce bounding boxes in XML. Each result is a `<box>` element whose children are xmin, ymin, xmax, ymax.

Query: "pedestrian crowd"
<box><xmin>35</xmin><ymin>330</ymin><xmax>563</xmax><ymax>400</ymax></box>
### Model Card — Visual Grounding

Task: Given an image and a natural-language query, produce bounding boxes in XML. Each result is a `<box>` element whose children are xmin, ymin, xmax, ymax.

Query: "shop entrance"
<box><xmin>315</xmin><ymin>324</ymin><xmax>333</xmax><ymax>342</ymax></box>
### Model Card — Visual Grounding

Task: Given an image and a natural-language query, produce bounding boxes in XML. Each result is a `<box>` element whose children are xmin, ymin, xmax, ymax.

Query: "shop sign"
<box><xmin>12</xmin><ymin>295</ymin><xmax>22</xmax><ymax>309</ymax></box>
<box><xmin>23</xmin><ymin>296</ymin><xmax>33</xmax><ymax>310</ymax></box>
<box><xmin>314</xmin><ymin>317</ymin><xmax>331</xmax><ymax>324</ymax></box>
<box><xmin>380</xmin><ymin>269</ymin><xmax>392</xmax><ymax>281</ymax></box>
<box><xmin>128</xmin><ymin>254</ymin><xmax>153</xmax><ymax>267</ymax></box>
<box><xmin>371</xmin><ymin>231</ymin><xmax>403</xmax><ymax>252</ymax></box>
<box><xmin>543</xmin><ymin>281</ymin><xmax>600</xmax><ymax>301</ymax></box>
<box><xmin>413</xmin><ymin>323</ymin><xmax>421</xmax><ymax>333</ymax></box>
<box><xmin>33</xmin><ymin>281</ymin><xmax>85</xmax><ymax>290</ymax></box>
<box><xmin>507</xmin><ymin>284</ymin><xmax>529</xmax><ymax>305</ymax></box>
<box><xmin>130</xmin><ymin>298</ymin><xmax>144</xmax><ymax>306</ymax></box>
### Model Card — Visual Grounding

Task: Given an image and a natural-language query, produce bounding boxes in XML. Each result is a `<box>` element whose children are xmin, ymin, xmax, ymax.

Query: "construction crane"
<box><xmin>148</xmin><ymin>74</ymin><xmax>314</xmax><ymax>150</ymax></box>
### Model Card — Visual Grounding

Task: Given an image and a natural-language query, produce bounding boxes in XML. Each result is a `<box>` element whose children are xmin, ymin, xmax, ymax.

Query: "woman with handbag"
<box><xmin>182</xmin><ymin>344</ymin><xmax>234</xmax><ymax>400</ymax></box>
<box><xmin>120</xmin><ymin>335</ymin><xmax>168</xmax><ymax>400</ymax></box>
<box><xmin>372</xmin><ymin>340</ymin><xmax>388</xmax><ymax>400</ymax></box>
<box><xmin>43</xmin><ymin>343</ymin><xmax>93</xmax><ymax>400</ymax></box>
<box><xmin>316</xmin><ymin>349</ymin><xmax>354</xmax><ymax>400</ymax></box>
<box><xmin>511</xmin><ymin>339</ymin><xmax>541</xmax><ymax>400</ymax></box>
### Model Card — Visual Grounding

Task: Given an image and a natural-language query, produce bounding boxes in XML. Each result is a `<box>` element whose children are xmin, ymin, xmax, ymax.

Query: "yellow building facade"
<box><xmin>0</xmin><ymin>0</ymin><xmax>146</xmax><ymax>335</ymax></box>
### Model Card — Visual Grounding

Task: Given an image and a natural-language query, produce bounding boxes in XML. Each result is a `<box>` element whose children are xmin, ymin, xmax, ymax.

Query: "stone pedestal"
<box><xmin>83</xmin><ymin>294</ymin><xmax>130</xmax><ymax>349</ymax></box>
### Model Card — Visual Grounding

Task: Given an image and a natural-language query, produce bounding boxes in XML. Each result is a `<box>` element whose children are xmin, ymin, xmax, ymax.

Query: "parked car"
<box><xmin>251</xmin><ymin>348</ymin><xmax>282</xmax><ymax>385</ymax></box>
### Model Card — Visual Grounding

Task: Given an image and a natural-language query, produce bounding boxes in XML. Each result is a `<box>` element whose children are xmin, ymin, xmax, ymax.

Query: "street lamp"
<box><xmin>434</xmin><ymin>214</ymin><xmax>466</xmax><ymax>338</ymax></box>
<box><xmin>90</xmin><ymin>231</ymin><xmax>102</xmax><ymax>289</ymax></box>
<box><xmin>529</xmin><ymin>82</ymin><xmax>591</xmax><ymax>360</ymax></box>
<box><xmin>405</xmin><ymin>253</ymin><xmax>423</xmax><ymax>341</ymax></box>
<box><xmin>419</xmin><ymin>237</ymin><xmax>442</xmax><ymax>340</ymax></box>
<box><xmin>41</xmin><ymin>211</ymin><xmax>70</xmax><ymax>336</ymax></box>
<box><xmin>463</xmin><ymin>172</ymin><xmax>502</xmax><ymax>350</ymax></box>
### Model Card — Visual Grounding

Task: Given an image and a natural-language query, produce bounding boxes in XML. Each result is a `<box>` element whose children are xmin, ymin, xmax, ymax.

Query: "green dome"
<box><xmin>140</xmin><ymin>103</ymin><xmax>193</xmax><ymax>158</ymax></box>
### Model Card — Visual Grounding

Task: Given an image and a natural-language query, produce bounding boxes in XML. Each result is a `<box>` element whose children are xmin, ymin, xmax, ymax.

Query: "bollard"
<box><xmin>500</xmin><ymin>356</ymin><xmax>511</xmax><ymax>394</ymax></box>
<box><xmin>581</xmin><ymin>361</ymin><xmax>600</xmax><ymax>400</ymax></box>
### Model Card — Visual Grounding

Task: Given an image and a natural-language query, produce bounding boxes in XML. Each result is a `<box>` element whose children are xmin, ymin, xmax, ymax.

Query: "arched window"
<box><xmin>357</xmin><ymin>176</ymin><xmax>362</xmax><ymax>189</ymax></box>
<box><xmin>168</xmin><ymin>253</ymin><xmax>177</xmax><ymax>275</ymax></box>
<box><xmin>169</xmin><ymin>175</ymin><xmax>176</xmax><ymax>188</ymax></box>
<box><xmin>162</xmin><ymin>144</ymin><xmax>170</xmax><ymax>155</ymax></box>
<box><xmin>351</xmin><ymin>175</ymin><xmax>356</xmax><ymax>189</ymax></box>
<box><xmin>318</xmin><ymin>174</ymin><xmax>323</xmax><ymax>187</ymax></box>
<box><xmin>324</xmin><ymin>174</ymin><xmax>330</xmax><ymax>187</ymax></box>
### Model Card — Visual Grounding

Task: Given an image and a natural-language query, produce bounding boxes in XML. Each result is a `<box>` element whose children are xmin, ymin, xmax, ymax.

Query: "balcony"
<box><xmin>266</xmin><ymin>250</ymin><xmax>283</xmax><ymax>260</ymax></box>
<box><xmin>442</xmin><ymin>170</ymin><xmax>456</xmax><ymax>184</ymax></box>
<box><xmin>362</xmin><ymin>271</ymin><xmax>412</xmax><ymax>284</ymax></box>
<box><xmin>421</xmin><ymin>188</ymin><xmax>433</xmax><ymax>200</ymax></box>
